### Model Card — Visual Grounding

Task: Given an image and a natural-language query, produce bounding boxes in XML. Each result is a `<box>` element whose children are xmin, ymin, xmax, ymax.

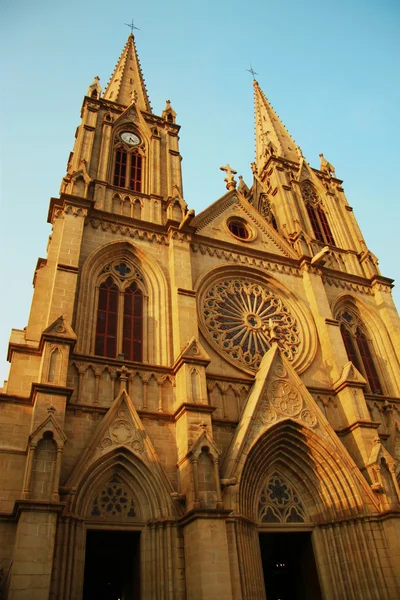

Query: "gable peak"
<box><xmin>103</xmin><ymin>34</ymin><xmax>152</xmax><ymax>112</ymax></box>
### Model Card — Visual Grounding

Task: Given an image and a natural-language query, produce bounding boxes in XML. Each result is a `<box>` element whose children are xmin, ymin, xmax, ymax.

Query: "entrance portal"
<box><xmin>83</xmin><ymin>530</ymin><xmax>140</xmax><ymax>600</ymax></box>
<box><xmin>259</xmin><ymin>532</ymin><xmax>322</xmax><ymax>600</ymax></box>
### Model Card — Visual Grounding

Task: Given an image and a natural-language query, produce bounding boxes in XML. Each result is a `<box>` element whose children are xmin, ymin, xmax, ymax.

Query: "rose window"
<box><xmin>91</xmin><ymin>475</ymin><xmax>136</xmax><ymax>519</ymax></box>
<box><xmin>202</xmin><ymin>279</ymin><xmax>300</xmax><ymax>371</ymax></box>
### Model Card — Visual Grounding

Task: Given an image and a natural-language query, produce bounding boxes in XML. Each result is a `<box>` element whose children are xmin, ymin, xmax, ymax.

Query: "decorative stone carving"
<box><xmin>259</xmin><ymin>400</ymin><xmax>277</xmax><ymax>426</ymax></box>
<box><xmin>258</xmin><ymin>473</ymin><xmax>305</xmax><ymax>523</ymax></box>
<box><xmin>300</xmin><ymin>408</ymin><xmax>318</xmax><ymax>429</ymax></box>
<box><xmin>98</xmin><ymin>408</ymin><xmax>144</xmax><ymax>453</ymax></box>
<box><xmin>268</xmin><ymin>380</ymin><xmax>302</xmax><ymax>417</ymax></box>
<box><xmin>202</xmin><ymin>279</ymin><xmax>301</xmax><ymax>372</ymax></box>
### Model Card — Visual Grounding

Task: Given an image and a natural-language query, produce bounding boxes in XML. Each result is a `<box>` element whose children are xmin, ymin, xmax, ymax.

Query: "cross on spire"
<box><xmin>125</xmin><ymin>19</ymin><xmax>140</xmax><ymax>34</ymax></box>
<box><xmin>247</xmin><ymin>65</ymin><xmax>258</xmax><ymax>80</ymax></box>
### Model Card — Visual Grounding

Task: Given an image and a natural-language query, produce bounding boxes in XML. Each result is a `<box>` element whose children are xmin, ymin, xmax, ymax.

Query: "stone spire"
<box><xmin>103</xmin><ymin>34</ymin><xmax>152</xmax><ymax>112</ymax></box>
<box><xmin>253</xmin><ymin>79</ymin><xmax>300</xmax><ymax>170</ymax></box>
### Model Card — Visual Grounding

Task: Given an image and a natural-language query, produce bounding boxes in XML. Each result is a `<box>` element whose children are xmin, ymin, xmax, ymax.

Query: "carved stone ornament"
<box><xmin>268</xmin><ymin>380</ymin><xmax>302</xmax><ymax>417</ymax></box>
<box><xmin>201</xmin><ymin>278</ymin><xmax>301</xmax><ymax>372</ymax></box>
<box><xmin>259</xmin><ymin>194</ymin><xmax>272</xmax><ymax>219</ymax></box>
<box><xmin>98</xmin><ymin>409</ymin><xmax>144</xmax><ymax>453</ymax></box>
<box><xmin>259</xmin><ymin>473</ymin><xmax>306</xmax><ymax>523</ymax></box>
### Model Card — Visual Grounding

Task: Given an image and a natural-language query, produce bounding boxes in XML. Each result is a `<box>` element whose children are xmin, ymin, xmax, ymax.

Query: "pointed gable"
<box><xmin>222</xmin><ymin>345</ymin><xmax>354</xmax><ymax>480</ymax></box>
<box><xmin>42</xmin><ymin>315</ymin><xmax>77</xmax><ymax>344</ymax></box>
<box><xmin>192</xmin><ymin>189</ymin><xmax>297</xmax><ymax>259</ymax></box>
<box><xmin>65</xmin><ymin>389</ymin><xmax>174</xmax><ymax>496</ymax></box>
<box><xmin>103</xmin><ymin>34</ymin><xmax>152</xmax><ymax>111</ymax></box>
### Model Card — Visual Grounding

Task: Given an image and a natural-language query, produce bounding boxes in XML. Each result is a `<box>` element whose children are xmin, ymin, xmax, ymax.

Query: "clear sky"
<box><xmin>1</xmin><ymin>0</ymin><xmax>399</xmax><ymax>385</ymax></box>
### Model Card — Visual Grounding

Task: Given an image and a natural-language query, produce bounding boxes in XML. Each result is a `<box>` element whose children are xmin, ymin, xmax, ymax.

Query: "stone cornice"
<box><xmin>87</xmin><ymin>216</ymin><xmax>169</xmax><ymax>245</ymax></box>
<box><xmin>190</xmin><ymin>239</ymin><xmax>302</xmax><ymax>278</ymax></box>
<box><xmin>47</xmin><ymin>194</ymin><xmax>94</xmax><ymax>224</ymax></box>
<box><xmin>173</xmin><ymin>403</ymin><xmax>215</xmax><ymax>422</ymax></box>
<box><xmin>335</xmin><ymin>419</ymin><xmax>381</xmax><ymax>436</ymax></box>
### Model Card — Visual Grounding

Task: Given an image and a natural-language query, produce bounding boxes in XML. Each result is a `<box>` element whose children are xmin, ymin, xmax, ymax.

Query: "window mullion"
<box><xmin>125</xmin><ymin>153</ymin><xmax>131</xmax><ymax>189</ymax></box>
<box><xmin>117</xmin><ymin>290</ymin><xmax>124</xmax><ymax>357</ymax></box>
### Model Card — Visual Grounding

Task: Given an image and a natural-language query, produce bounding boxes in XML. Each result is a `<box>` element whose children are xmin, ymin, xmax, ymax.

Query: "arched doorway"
<box><xmin>53</xmin><ymin>448</ymin><xmax>184</xmax><ymax>599</ymax></box>
<box><xmin>257</xmin><ymin>472</ymin><xmax>322</xmax><ymax>600</ymax></box>
<box><xmin>234</xmin><ymin>420</ymin><xmax>386</xmax><ymax>599</ymax></box>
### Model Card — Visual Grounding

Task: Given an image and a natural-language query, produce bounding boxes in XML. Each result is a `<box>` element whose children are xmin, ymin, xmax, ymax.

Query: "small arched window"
<box><xmin>302</xmin><ymin>183</ymin><xmax>336</xmax><ymax>246</ymax></box>
<box><xmin>113</xmin><ymin>146</ymin><xmax>142</xmax><ymax>192</ymax></box>
<box><xmin>94</xmin><ymin>270</ymin><xmax>144</xmax><ymax>362</ymax></box>
<box><xmin>338</xmin><ymin>310</ymin><xmax>382</xmax><ymax>394</ymax></box>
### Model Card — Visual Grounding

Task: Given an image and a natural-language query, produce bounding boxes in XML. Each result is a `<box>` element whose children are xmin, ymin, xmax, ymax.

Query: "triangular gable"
<box><xmin>29</xmin><ymin>407</ymin><xmax>67</xmax><ymax>448</ymax></box>
<box><xmin>188</xmin><ymin>424</ymin><xmax>221</xmax><ymax>460</ymax></box>
<box><xmin>221</xmin><ymin>345</ymin><xmax>372</xmax><ymax>483</ymax></box>
<box><xmin>192</xmin><ymin>189</ymin><xmax>297</xmax><ymax>259</ymax></box>
<box><xmin>173</xmin><ymin>337</ymin><xmax>211</xmax><ymax>370</ymax></box>
<box><xmin>296</xmin><ymin>157</ymin><xmax>316</xmax><ymax>185</ymax></box>
<box><xmin>113</xmin><ymin>102</ymin><xmax>141</xmax><ymax>126</ymax></box>
<box><xmin>334</xmin><ymin>361</ymin><xmax>367</xmax><ymax>391</ymax></box>
<box><xmin>42</xmin><ymin>315</ymin><xmax>77</xmax><ymax>342</ymax></box>
<box><xmin>65</xmin><ymin>389</ymin><xmax>174</xmax><ymax>496</ymax></box>
<box><xmin>366</xmin><ymin>435</ymin><xmax>396</xmax><ymax>469</ymax></box>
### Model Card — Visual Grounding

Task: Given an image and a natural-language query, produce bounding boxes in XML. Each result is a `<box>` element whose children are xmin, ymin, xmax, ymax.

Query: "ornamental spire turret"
<box><xmin>103</xmin><ymin>34</ymin><xmax>152</xmax><ymax>112</ymax></box>
<box><xmin>253</xmin><ymin>79</ymin><xmax>300</xmax><ymax>170</ymax></box>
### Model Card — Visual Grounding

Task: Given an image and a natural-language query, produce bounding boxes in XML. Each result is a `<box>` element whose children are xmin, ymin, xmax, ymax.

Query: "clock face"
<box><xmin>120</xmin><ymin>132</ymin><xmax>141</xmax><ymax>146</ymax></box>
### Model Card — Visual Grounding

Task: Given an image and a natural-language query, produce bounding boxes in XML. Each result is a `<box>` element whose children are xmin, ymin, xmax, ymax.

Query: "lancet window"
<box><xmin>301</xmin><ymin>182</ymin><xmax>335</xmax><ymax>246</ymax></box>
<box><xmin>113</xmin><ymin>146</ymin><xmax>142</xmax><ymax>192</ymax></box>
<box><xmin>95</xmin><ymin>263</ymin><xmax>144</xmax><ymax>362</ymax></box>
<box><xmin>337</xmin><ymin>309</ymin><xmax>382</xmax><ymax>394</ymax></box>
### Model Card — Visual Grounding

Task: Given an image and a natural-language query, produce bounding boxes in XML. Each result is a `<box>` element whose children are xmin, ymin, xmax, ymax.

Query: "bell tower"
<box><xmin>62</xmin><ymin>33</ymin><xmax>184</xmax><ymax>224</ymax></box>
<box><xmin>252</xmin><ymin>78</ymin><xmax>378</xmax><ymax>269</ymax></box>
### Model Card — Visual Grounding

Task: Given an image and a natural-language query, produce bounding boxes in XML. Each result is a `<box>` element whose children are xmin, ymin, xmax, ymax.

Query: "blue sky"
<box><xmin>1</xmin><ymin>0</ymin><xmax>399</xmax><ymax>384</ymax></box>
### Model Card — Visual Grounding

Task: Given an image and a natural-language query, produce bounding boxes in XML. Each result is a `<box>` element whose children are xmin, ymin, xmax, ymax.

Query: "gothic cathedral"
<box><xmin>1</xmin><ymin>34</ymin><xmax>400</xmax><ymax>600</ymax></box>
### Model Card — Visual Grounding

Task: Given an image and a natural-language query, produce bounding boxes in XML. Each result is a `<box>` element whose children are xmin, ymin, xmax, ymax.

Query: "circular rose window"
<box><xmin>198</xmin><ymin>274</ymin><xmax>314</xmax><ymax>374</ymax></box>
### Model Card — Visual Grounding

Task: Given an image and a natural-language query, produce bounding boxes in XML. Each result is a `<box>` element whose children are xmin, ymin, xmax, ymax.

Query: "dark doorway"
<box><xmin>83</xmin><ymin>530</ymin><xmax>140</xmax><ymax>600</ymax></box>
<box><xmin>259</xmin><ymin>532</ymin><xmax>322</xmax><ymax>600</ymax></box>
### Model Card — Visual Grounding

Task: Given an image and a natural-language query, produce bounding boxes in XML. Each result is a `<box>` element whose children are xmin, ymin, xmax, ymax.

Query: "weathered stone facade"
<box><xmin>1</xmin><ymin>34</ymin><xmax>400</xmax><ymax>599</ymax></box>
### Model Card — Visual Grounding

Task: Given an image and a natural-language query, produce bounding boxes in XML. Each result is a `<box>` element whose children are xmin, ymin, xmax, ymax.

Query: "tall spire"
<box><xmin>253</xmin><ymin>80</ymin><xmax>300</xmax><ymax>170</ymax></box>
<box><xmin>103</xmin><ymin>34</ymin><xmax>152</xmax><ymax>112</ymax></box>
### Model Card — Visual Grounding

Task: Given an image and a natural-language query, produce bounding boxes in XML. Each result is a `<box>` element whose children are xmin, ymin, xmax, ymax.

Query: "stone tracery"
<box><xmin>202</xmin><ymin>279</ymin><xmax>300</xmax><ymax>371</ymax></box>
<box><xmin>258</xmin><ymin>473</ymin><xmax>306</xmax><ymax>523</ymax></box>
<box><xmin>91</xmin><ymin>474</ymin><xmax>136</xmax><ymax>518</ymax></box>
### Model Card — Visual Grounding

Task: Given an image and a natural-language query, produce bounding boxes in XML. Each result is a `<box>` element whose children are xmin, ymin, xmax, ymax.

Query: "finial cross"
<box><xmin>125</xmin><ymin>19</ymin><xmax>140</xmax><ymax>34</ymax></box>
<box><xmin>220</xmin><ymin>164</ymin><xmax>238</xmax><ymax>190</ymax></box>
<box><xmin>247</xmin><ymin>65</ymin><xmax>258</xmax><ymax>80</ymax></box>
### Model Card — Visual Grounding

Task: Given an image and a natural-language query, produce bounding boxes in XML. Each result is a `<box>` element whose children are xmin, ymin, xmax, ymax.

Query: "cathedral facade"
<box><xmin>1</xmin><ymin>35</ymin><xmax>400</xmax><ymax>600</ymax></box>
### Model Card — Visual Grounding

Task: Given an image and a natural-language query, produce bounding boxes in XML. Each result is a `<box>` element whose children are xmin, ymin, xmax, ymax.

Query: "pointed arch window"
<box><xmin>113</xmin><ymin>145</ymin><xmax>142</xmax><ymax>192</ymax></box>
<box><xmin>94</xmin><ymin>270</ymin><xmax>144</xmax><ymax>362</ymax></box>
<box><xmin>123</xmin><ymin>283</ymin><xmax>143</xmax><ymax>362</ymax></box>
<box><xmin>338</xmin><ymin>310</ymin><xmax>382</xmax><ymax>394</ymax></box>
<box><xmin>302</xmin><ymin>183</ymin><xmax>336</xmax><ymax>246</ymax></box>
<box><xmin>95</xmin><ymin>277</ymin><xmax>119</xmax><ymax>358</ymax></box>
